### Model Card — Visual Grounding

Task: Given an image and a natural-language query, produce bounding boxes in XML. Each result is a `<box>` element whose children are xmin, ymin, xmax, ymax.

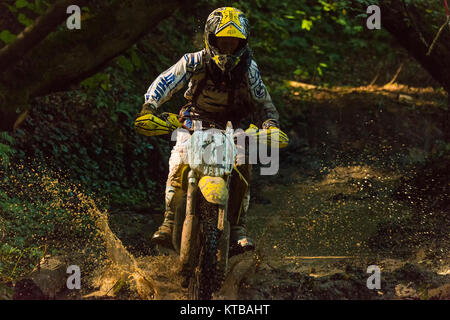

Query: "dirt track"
<box><xmin>17</xmin><ymin>84</ymin><xmax>447</xmax><ymax>300</ymax></box>
<box><xmin>106</xmin><ymin>84</ymin><xmax>449</xmax><ymax>300</ymax></box>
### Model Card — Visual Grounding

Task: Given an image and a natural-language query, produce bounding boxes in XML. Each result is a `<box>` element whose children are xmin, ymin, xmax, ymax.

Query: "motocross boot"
<box><xmin>151</xmin><ymin>211</ymin><xmax>174</xmax><ymax>248</ymax></box>
<box><xmin>229</xmin><ymin>164</ymin><xmax>255</xmax><ymax>252</ymax></box>
<box><xmin>230</xmin><ymin>187</ymin><xmax>255</xmax><ymax>252</ymax></box>
<box><xmin>151</xmin><ymin>185</ymin><xmax>184</xmax><ymax>248</ymax></box>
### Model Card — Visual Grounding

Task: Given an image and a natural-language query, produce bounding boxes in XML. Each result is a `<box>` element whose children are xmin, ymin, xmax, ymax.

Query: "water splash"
<box><xmin>0</xmin><ymin>163</ymin><xmax>158</xmax><ymax>299</ymax></box>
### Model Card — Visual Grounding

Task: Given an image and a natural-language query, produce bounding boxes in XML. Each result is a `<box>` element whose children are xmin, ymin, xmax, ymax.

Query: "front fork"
<box><xmin>179</xmin><ymin>170</ymin><xmax>231</xmax><ymax>279</ymax></box>
<box><xmin>179</xmin><ymin>170</ymin><xmax>199</xmax><ymax>277</ymax></box>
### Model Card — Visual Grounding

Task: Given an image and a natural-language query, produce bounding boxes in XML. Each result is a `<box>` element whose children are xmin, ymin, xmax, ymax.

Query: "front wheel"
<box><xmin>188</xmin><ymin>221</ymin><xmax>222</xmax><ymax>300</ymax></box>
<box><xmin>188</xmin><ymin>192</ymin><xmax>229</xmax><ymax>300</ymax></box>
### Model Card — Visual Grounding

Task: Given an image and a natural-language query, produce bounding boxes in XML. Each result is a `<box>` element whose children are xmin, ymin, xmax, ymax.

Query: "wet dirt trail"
<box><xmin>237</xmin><ymin>83</ymin><xmax>450</xmax><ymax>299</ymax></box>
<box><xmin>117</xmin><ymin>156</ymin><xmax>449</xmax><ymax>300</ymax></box>
<box><xmin>63</xmin><ymin>84</ymin><xmax>449</xmax><ymax>300</ymax></box>
<box><xmin>243</xmin><ymin>163</ymin><xmax>449</xmax><ymax>299</ymax></box>
<box><xmin>118</xmin><ymin>84</ymin><xmax>449</xmax><ymax>300</ymax></box>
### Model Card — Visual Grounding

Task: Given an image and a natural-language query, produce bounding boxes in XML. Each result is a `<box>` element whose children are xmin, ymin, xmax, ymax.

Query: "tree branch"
<box><xmin>426</xmin><ymin>15</ymin><xmax>450</xmax><ymax>56</ymax></box>
<box><xmin>0</xmin><ymin>0</ymin><xmax>82</xmax><ymax>74</ymax></box>
<box><xmin>377</xmin><ymin>1</ymin><xmax>450</xmax><ymax>92</ymax></box>
<box><xmin>0</xmin><ymin>0</ymin><xmax>190</xmax><ymax>131</ymax></box>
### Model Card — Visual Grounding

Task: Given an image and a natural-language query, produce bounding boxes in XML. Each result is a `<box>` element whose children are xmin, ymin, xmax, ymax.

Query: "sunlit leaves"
<box><xmin>301</xmin><ymin>19</ymin><xmax>313</xmax><ymax>31</ymax></box>
<box><xmin>318</xmin><ymin>0</ymin><xmax>337</xmax><ymax>12</ymax></box>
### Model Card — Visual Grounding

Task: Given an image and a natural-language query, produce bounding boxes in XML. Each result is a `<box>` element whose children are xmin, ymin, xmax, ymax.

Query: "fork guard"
<box><xmin>198</xmin><ymin>176</ymin><xmax>229</xmax><ymax>205</ymax></box>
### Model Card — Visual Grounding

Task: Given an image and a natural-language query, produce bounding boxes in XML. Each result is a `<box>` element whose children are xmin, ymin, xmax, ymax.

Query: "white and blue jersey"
<box><xmin>143</xmin><ymin>49</ymin><xmax>279</xmax><ymax>127</ymax></box>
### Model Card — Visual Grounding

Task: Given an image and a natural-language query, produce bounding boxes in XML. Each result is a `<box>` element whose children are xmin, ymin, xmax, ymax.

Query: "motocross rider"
<box><xmin>139</xmin><ymin>7</ymin><xmax>280</xmax><ymax>251</ymax></box>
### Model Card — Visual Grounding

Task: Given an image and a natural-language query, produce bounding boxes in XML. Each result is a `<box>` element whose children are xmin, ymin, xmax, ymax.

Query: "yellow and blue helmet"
<box><xmin>204</xmin><ymin>7</ymin><xmax>250</xmax><ymax>73</ymax></box>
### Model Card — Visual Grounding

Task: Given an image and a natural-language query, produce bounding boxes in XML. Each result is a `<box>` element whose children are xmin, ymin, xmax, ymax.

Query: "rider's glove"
<box><xmin>138</xmin><ymin>102</ymin><xmax>157</xmax><ymax>117</ymax></box>
<box><xmin>262</xmin><ymin>119</ymin><xmax>280</xmax><ymax>129</ymax></box>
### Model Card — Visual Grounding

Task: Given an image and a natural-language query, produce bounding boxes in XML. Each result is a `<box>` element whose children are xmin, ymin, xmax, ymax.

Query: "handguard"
<box><xmin>134</xmin><ymin>112</ymin><xmax>182</xmax><ymax>136</ymax></box>
<box><xmin>244</xmin><ymin>124</ymin><xmax>289</xmax><ymax>148</ymax></box>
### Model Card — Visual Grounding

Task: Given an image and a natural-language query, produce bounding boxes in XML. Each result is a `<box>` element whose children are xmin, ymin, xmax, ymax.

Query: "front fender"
<box><xmin>198</xmin><ymin>176</ymin><xmax>228</xmax><ymax>205</ymax></box>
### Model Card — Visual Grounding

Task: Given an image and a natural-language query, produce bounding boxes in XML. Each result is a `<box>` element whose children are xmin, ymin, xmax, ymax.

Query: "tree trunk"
<box><xmin>0</xmin><ymin>0</ymin><xmax>189</xmax><ymax>131</ymax></box>
<box><xmin>378</xmin><ymin>1</ymin><xmax>450</xmax><ymax>94</ymax></box>
<box><xmin>378</xmin><ymin>0</ymin><xmax>450</xmax><ymax>139</ymax></box>
<box><xmin>352</xmin><ymin>0</ymin><xmax>450</xmax><ymax>110</ymax></box>
<box><xmin>0</xmin><ymin>0</ymin><xmax>80</xmax><ymax>74</ymax></box>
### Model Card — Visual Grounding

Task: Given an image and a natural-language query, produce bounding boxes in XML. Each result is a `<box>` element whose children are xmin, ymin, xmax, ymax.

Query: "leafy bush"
<box><xmin>0</xmin><ymin>165</ymin><xmax>105</xmax><ymax>282</ymax></box>
<box><xmin>0</xmin><ymin>133</ymin><xmax>14</xmax><ymax>169</ymax></box>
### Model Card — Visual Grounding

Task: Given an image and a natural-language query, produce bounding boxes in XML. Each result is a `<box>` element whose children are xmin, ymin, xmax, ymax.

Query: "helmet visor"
<box><xmin>216</xmin><ymin>37</ymin><xmax>240</xmax><ymax>54</ymax></box>
<box><xmin>209</xmin><ymin>34</ymin><xmax>247</xmax><ymax>55</ymax></box>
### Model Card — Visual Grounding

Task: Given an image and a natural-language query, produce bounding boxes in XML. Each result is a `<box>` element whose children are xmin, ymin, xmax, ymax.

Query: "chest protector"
<box><xmin>192</xmin><ymin>50</ymin><xmax>253</xmax><ymax>113</ymax></box>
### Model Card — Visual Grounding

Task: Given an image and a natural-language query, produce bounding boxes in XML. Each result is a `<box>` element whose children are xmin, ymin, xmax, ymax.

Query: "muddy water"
<box><xmin>249</xmin><ymin>165</ymin><xmax>407</xmax><ymax>256</ymax></box>
<box><xmin>247</xmin><ymin>165</ymin><xmax>408</xmax><ymax>275</ymax></box>
<box><xmin>91</xmin><ymin>147</ymin><xmax>449</xmax><ymax>298</ymax></box>
<box><xmin>241</xmin><ymin>84</ymin><xmax>450</xmax><ymax>285</ymax></box>
<box><xmin>103</xmin><ymin>159</ymin><xmax>448</xmax><ymax>300</ymax></box>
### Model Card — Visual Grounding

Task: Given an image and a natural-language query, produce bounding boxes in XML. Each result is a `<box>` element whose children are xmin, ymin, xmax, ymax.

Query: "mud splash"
<box><xmin>1</xmin><ymin>164</ymin><xmax>242</xmax><ymax>300</ymax></box>
<box><xmin>0</xmin><ymin>165</ymin><xmax>157</xmax><ymax>299</ymax></box>
<box><xmin>78</xmin><ymin>198</ymin><xmax>156</xmax><ymax>299</ymax></box>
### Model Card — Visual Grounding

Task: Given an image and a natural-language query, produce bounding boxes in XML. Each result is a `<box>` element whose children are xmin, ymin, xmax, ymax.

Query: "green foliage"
<box><xmin>196</xmin><ymin>0</ymin><xmax>394</xmax><ymax>89</ymax></box>
<box><xmin>12</xmin><ymin>56</ymin><xmax>166</xmax><ymax>208</ymax></box>
<box><xmin>0</xmin><ymin>0</ymin><xmax>51</xmax><ymax>43</ymax></box>
<box><xmin>9</xmin><ymin>0</ymin><xmax>49</xmax><ymax>14</ymax></box>
<box><xmin>116</xmin><ymin>56</ymin><xmax>135</xmax><ymax>73</ymax></box>
<box><xmin>0</xmin><ymin>46</ymin><xmax>171</xmax><ymax>277</ymax></box>
<box><xmin>0</xmin><ymin>166</ymin><xmax>105</xmax><ymax>281</ymax></box>
<box><xmin>81</xmin><ymin>72</ymin><xmax>111</xmax><ymax>91</ymax></box>
<box><xmin>15</xmin><ymin>0</ymin><xmax>29</xmax><ymax>9</ymax></box>
<box><xmin>0</xmin><ymin>30</ymin><xmax>16</xmax><ymax>45</ymax></box>
<box><xmin>17</xmin><ymin>12</ymin><xmax>33</xmax><ymax>27</ymax></box>
<box><xmin>301</xmin><ymin>19</ymin><xmax>313</xmax><ymax>31</ymax></box>
<box><xmin>430</xmin><ymin>140</ymin><xmax>450</xmax><ymax>160</ymax></box>
<box><xmin>0</xmin><ymin>132</ymin><xmax>14</xmax><ymax>168</ymax></box>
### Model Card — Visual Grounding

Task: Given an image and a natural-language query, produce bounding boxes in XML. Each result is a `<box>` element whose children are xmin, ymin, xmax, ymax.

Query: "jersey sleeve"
<box><xmin>144</xmin><ymin>52</ymin><xmax>203</xmax><ymax>109</ymax></box>
<box><xmin>247</xmin><ymin>60</ymin><xmax>279</xmax><ymax>124</ymax></box>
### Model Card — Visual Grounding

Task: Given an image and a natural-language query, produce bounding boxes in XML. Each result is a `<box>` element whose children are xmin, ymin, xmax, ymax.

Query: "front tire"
<box><xmin>188</xmin><ymin>221</ymin><xmax>221</xmax><ymax>300</ymax></box>
<box><xmin>188</xmin><ymin>197</ymin><xmax>223</xmax><ymax>300</ymax></box>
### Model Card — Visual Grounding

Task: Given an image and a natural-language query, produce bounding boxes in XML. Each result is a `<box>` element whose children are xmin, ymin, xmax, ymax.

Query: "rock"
<box><xmin>14</xmin><ymin>255</ymin><xmax>69</xmax><ymax>300</ymax></box>
<box><xmin>30</xmin><ymin>255</ymin><xmax>69</xmax><ymax>299</ymax></box>
<box><xmin>216</xmin><ymin>252</ymin><xmax>256</xmax><ymax>299</ymax></box>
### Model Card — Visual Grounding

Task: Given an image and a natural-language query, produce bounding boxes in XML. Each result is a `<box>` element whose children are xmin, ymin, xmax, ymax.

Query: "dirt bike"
<box><xmin>134</xmin><ymin>111</ymin><xmax>288</xmax><ymax>300</ymax></box>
